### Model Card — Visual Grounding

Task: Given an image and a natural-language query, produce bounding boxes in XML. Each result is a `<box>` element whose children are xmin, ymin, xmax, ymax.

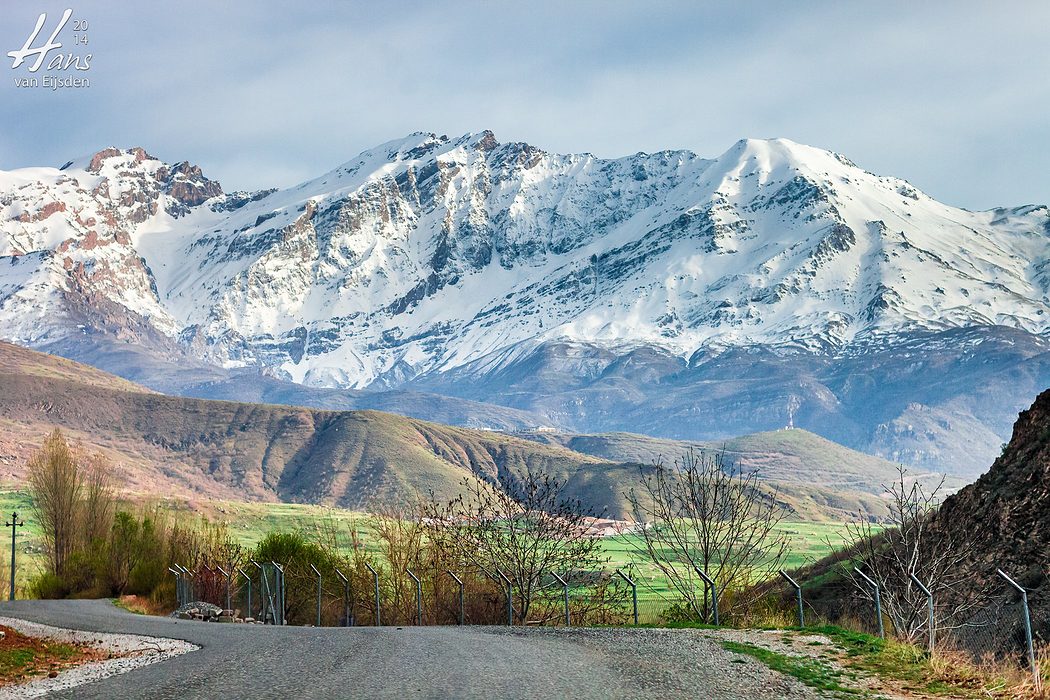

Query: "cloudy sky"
<box><xmin>1</xmin><ymin>1</ymin><xmax>1047</xmax><ymax>209</ymax></box>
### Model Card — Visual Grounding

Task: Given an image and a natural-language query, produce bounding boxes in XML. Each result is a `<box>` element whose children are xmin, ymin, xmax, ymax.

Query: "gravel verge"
<box><xmin>0</xmin><ymin>615</ymin><xmax>198</xmax><ymax>699</ymax></box>
<box><xmin>481</xmin><ymin>626</ymin><xmax>830</xmax><ymax>699</ymax></box>
<box><xmin>711</xmin><ymin>628</ymin><xmax>903</xmax><ymax>699</ymax></box>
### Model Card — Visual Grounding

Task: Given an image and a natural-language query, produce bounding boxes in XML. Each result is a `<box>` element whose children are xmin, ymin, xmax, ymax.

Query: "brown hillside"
<box><xmin>0</xmin><ymin>341</ymin><xmax>614</xmax><ymax>510</ymax></box>
<box><xmin>0</xmin><ymin>341</ymin><xmax>895</xmax><ymax>520</ymax></box>
<box><xmin>795</xmin><ymin>389</ymin><xmax>1050</xmax><ymax>642</ymax></box>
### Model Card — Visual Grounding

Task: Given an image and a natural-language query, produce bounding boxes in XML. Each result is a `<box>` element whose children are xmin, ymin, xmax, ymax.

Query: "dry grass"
<box><xmin>113</xmin><ymin>594</ymin><xmax>171</xmax><ymax>617</ymax></box>
<box><xmin>921</xmin><ymin>644</ymin><xmax>1049</xmax><ymax>699</ymax></box>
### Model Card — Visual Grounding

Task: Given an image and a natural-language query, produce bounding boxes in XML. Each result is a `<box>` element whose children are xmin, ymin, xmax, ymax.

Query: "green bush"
<box><xmin>128</xmin><ymin>559</ymin><xmax>164</xmax><ymax>595</ymax></box>
<box><xmin>28</xmin><ymin>572</ymin><xmax>68</xmax><ymax>600</ymax></box>
<box><xmin>660</xmin><ymin>601</ymin><xmax>704</xmax><ymax>624</ymax></box>
<box><xmin>254</xmin><ymin>531</ymin><xmax>347</xmax><ymax>625</ymax></box>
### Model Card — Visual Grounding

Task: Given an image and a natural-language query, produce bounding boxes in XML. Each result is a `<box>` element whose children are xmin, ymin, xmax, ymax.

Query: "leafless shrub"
<box><xmin>420</xmin><ymin>470</ymin><xmax>618</xmax><ymax>624</ymax></box>
<box><xmin>840</xmin><ymin>465</ymin><xmax>988</xmax><ymax>644</ymax></box>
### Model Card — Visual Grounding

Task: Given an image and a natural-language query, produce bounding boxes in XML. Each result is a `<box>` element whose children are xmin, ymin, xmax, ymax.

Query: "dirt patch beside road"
<box><xmin>0</xmin><ymin>625</ymin><xmax>108</xmax><ymax>687</ymax></box>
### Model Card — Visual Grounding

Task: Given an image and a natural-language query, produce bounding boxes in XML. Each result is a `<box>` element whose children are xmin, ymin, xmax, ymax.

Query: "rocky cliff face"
<box><xmin>935</xmin><ymin>389</ymin><xmax>1050</xmax><ymax>597</ymax></box>
<box><xmin>1</xmin><ymin>132</ymin><xmax>1048</xmax><ymax>474</ymax></box>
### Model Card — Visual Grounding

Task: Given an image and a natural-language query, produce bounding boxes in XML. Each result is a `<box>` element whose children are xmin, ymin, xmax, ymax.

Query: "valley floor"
<box><xmin>0</xmin><ymin>490</ymin><xmax>863</xmax><ymax>600</ymax></box>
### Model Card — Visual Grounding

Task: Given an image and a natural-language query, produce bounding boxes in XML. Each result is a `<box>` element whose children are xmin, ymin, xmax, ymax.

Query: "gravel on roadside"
<box><xmin>0</xmin><ymin>615</ymin><xmax>198</xmax><ymax>699</ymax></box>
<box><xmin>481</xmin><ymin>626</ymin><xmax>832</xmax><ymax>699</ymax></box>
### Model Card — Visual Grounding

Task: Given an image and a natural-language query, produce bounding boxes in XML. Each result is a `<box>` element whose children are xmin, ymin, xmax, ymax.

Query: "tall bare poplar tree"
<box><xmin>27</xmin><ymin>430</ymin><xmax>82</xmax><ymax>576</ymax></box>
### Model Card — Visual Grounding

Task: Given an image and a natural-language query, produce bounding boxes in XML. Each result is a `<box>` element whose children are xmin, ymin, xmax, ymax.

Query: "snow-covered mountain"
<box><xmin>2</xmin><ymin>132</ymin><xmax>1049</xmax><ymax>474</ymax></box>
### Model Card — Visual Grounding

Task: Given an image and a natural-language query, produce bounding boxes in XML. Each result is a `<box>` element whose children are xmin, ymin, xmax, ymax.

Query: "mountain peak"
<box><xmin>718</xmin><ymin>137</ymin><xmax>849</xmax><ymax>175</ymax></box>
<box><xmin>381</xmin><ymin>130</ymin><xmax>503</xmax><ymax>158</ymax></box>
<box><xmin>458</xmin><ymin>129</ymin><xmax>499</xmax><ymax>151</ymax></box>
<box><xmin>51</xmin><ymin>146</ymin><xmax>160</xmax><ymax>175</ymax></box>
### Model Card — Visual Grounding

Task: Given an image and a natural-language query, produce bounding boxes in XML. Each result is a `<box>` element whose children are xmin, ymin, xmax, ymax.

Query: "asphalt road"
<box><xmin>0</xmin><ymin>600</ymin><xmax>824</xmax><ymax>699</ymax></box>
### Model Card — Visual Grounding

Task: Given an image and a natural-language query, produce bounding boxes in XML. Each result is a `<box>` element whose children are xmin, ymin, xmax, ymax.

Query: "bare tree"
<box><xmin>27</xmin><ymin>430</ymin><xmax>82</xmax><ymax>577</ymax></box>
<box><xmin>840</xmin><ymin>466</ymin><xmax>985</xmax><ymax>643</ymax></box>
<box><xmin>79</xmin><ymin>452</ymin><xmax>115</xmax><ymax>547</ymax></box>
<box><xmin>421</xmin><ymin>470</ymin><xmax>615</xmax><ymax>624</ymax></box>
<box><xmin>623</xmin><ymin>450</ymin><xmax>789</xmax><ymax>622</ymax></box>
<box><xmin>373</xmin><ymin>504</ymin><xmax>430</xmax><ymax>623</ymax></box>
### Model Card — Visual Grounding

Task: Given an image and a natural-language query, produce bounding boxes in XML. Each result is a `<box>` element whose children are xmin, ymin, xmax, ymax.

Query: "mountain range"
<box><xmin>2</xmin><ymin>132</ymin><xmax>1048</xmax><ymax>475</ymax></box>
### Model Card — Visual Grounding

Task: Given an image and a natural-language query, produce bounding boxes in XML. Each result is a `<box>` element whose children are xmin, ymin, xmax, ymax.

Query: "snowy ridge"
<box><xmin>1</xmin><ymin>132</ymin><xmax>1048</xmax><ymax>390</ymax></box>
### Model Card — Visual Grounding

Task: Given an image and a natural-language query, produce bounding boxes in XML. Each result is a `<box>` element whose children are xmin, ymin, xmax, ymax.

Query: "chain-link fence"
<box><xmin>946</xmin><ymin>592</ymin><xmax>1032</xmax><ymax>660</ymax></box>
<box><xmin>170</xmin><ymin>560</ymin><xmax>1045</xmax><ymax>689</ymax></box>
<box><xmin>940</xmin><ymin>572</ymin><xmax>1046</xmax><ymax>691</ymax></box>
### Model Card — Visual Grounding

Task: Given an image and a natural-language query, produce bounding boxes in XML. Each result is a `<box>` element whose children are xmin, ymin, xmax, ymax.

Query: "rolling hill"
<box><xmin>0</xmin><ymin>340</ymin><xmax>613</xmax><ymax>510</ymax></box>
<box><xmin>521</xmin><ymin>428</ymin><xmax>966</xmax><ymax>495</ymax></box>
<box><xmin>0</xmin><ymin>341</ymin><xmax>942</xmax><ymax>520</ymax></box>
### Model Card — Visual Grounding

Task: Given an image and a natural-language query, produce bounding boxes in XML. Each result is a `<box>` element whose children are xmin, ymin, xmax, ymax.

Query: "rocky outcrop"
<box><xmin>934</xmin><ymin>389</ymin><xmax>1050</xmax><ymax>599</ymax></box>
<box><xmin>160</xmin><ymin>161</ymin><xmax>223</xmax><ymax>208</ymax></box>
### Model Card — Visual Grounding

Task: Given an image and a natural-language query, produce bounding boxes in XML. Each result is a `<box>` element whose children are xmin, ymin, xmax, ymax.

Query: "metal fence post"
<box><xmin>171</xmin><ymin>566</ymin><xmax>181</xmax><ymax>605</ymax></box>
<box><xmin>252</xmin><ymin>560</ymin><xmax>274</xmax><ymax>623</ymax></box>
<box><xmin>270</xmin><ymin>563</ymin><xmax>280</xmax><ymax>625</ymax></box>
<box><xmin>309</xmin><ymin>564</ymin><xmax>322</xmax><ymax>626</ymax></box>
<box><xmin>697</xmin><ymin>570</ymin><xmax>719</xmax><ymax>626</ymax></box>
<box><xmin>614</xmin><ymin>570</ymin><xmax>638</xmax><ymax>626</ymax></box>
<box><xmin>779</xmin><ymin>570</ymin><xmax>804</xmax><ymax>628</ymax></box>
<box><xmin>253</xmin><ymin>561</ymin><xmax>273</xmax><ymax>623</ymax></box>
<box><xmin>238</xmin><ymin>568</ymin><xmax>251</xmax><ymax>621</ymax></box>
<box><xmin>853</xmin><ymin>568</ymin><xmax>884</xmax><ymax>639</ymax></box>
<box><xmin>168</xmin><ymin>568</ymin><xmax>182</xmax><ymax>606</ymax></box>
<box><xmin>551</xmin><ymin>572</ymin><xmax>570</xmax><ymax>626</ymax></box>
<box><xmin>216</xmin><ymin>566</ymin><xmax>231</xmax><ymax>612</ymax></box>
<box><xmin>273</xmin><ymin>562</ymin><xmax>286</xmax><ymax>626</ymax></box>
<box><xmin>365</xmin><ymin>563</ymin><xmax>381</xmax><ymax>626</ymax></box>
<box><xmin>407</xmin><ymin>569</ymin><xmax>422</xmax><ymax>625</ymax></box>
<box><xmin>495</xmin><ymin>569</ymin><xmax>513</xmax><ymax>626</ymax></box>
<box><xmin>334</xmin><ymin>568</ymin><xmax>350</xmax><ymax>627</ymax></box>
<box><xmin>447</xmin><ymin>571</ymin><xmax>464</xmax><ymax>625</ymax></box>
<box><xmin>281</xmin><ymin>564</ymin><xmax>287</xmax><ymax>626</ymax></box>
<box><xmin>909</xmin><ymin>572</ymin><xmax>935</xmax><ymax>653</ymax></box>
<box><xmin>268</xmin><ymin>562</ymin><xmax>278</xmax><ymax>625</ymax></box>
<box><xmin>998</xmin><ymin>568</ymin><xmax>1040</xmax><ymax>691</ymax></box>
<box><xmin>178</xmin><ymin>564</ymin><xmax>195</xmax><ymax>602</ymax></box>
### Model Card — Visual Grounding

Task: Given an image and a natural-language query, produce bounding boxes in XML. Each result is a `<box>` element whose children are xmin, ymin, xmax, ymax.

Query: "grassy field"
<box><xmin>0</xmin><ymin>490</ymin><xmax>861</xmax><ymax>599</ymax></box>
<box><xmin>599</xmin><ymin>521</ymin><xmax>856</xmax><ymax>596</ymax></box>
<box><xmin>178</xmin><ymin>499</ymin><xmax>381</xmax><ymax>552</ymax></box>
<box><xmin>195</xmin><ymin>500</ymin><xmax>858</xmax><ymax>590</ymax></box>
